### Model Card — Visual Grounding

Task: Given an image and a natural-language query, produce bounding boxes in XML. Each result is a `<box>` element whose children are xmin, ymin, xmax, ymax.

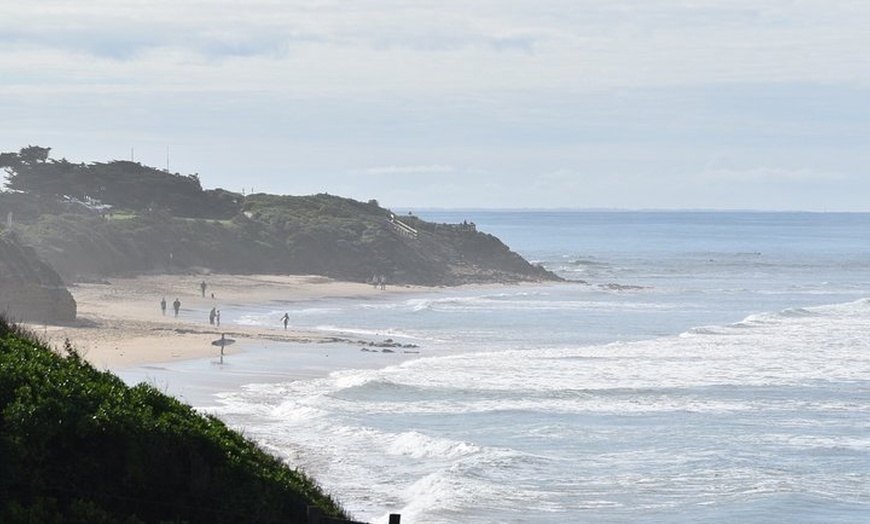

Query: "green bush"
<box><xmin>0</xmin><ymin>317</ymin><xmax>348</xmax><ymax>524</ymax></box>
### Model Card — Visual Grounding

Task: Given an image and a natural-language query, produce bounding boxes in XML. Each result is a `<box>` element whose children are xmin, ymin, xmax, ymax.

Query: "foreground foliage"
<box><xmin>0</xmin><ymin>317</ymin><xmax>348</xmax><ymax>524</ymax></box>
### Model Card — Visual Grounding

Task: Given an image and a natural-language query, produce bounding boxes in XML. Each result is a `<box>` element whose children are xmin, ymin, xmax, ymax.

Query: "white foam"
<box><xmin>211</xmin><ymin>296</ymin><xmax>870</xmax><ymax>521</ymax></box>
<box><xmin>387</xmin><ymin>431</ymin><xmax>479</xmax><ymax>460</ymax></box>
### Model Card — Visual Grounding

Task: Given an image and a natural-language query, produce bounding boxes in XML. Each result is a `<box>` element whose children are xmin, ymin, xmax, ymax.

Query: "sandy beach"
<box><xmin>28</xmin><ymin>274</ymin><xmax>421</xmax><ymax>370</ymax></box>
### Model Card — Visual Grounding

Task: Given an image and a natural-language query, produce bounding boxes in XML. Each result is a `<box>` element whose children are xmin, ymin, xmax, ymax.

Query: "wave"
<box><xmin>397</xmin><ymin>445</ymin><xmax>555</xmax><ymax>521</ymax></box>
<box><xmin>779</xmin><ymin>307</ymin><xmax>823</xmax><ymax>318</ymax></box>
<box><xmin>569</xmin><ymin>257</ymin><xmax>609</xmax><ymax>266</ymax></box>
<box><xmin>684</xmin><ymin>326</ymin><xmax>738</xmax><ymax>336</ymax></box>
<box><xmin>311</xmin><ymin>324</ymin><xmax>424</xmax><ymax>341</ymax></box>
<box><xmin>329</xmin><ymin>376</ymin><xmax>418</xmax><ymax>402</ymax></box>
<box><xmin>682</xmin><ymin>299</ymin><xmax>868</xmax><ymax>339</ymax></box>
<box><xmin>733</xmin><ymin>298</ymin><xmax>870</xmax><ymax>327</ymax></box>
<box><xmin>387</xmin><ymin>430</ymin><xmax>480</xmax><ymax>460</ymax></box>
<box><xmin>406</xmin><ymin>290</ymin><xmax>550</xmax><ymax>312</ymax></box>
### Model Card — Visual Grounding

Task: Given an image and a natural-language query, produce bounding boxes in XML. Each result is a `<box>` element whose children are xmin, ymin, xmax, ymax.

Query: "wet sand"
<box><xmin>28</xmin><ymin>274</ymin><xmax>420</xmax><ymax>370</ymax></box>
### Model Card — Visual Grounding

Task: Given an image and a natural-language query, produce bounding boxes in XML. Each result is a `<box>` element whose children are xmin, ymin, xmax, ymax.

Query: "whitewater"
<box><xmin>121</xmin><ymin>211</ymin><xmax>870</xmax><ymax>523</ymax></box>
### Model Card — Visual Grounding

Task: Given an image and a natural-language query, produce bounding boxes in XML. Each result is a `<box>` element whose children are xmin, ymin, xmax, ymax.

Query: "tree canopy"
<box><xmin>1</xmin><ymin>147</ymin><xmax>241</xmax><ymax>219</ymax></box>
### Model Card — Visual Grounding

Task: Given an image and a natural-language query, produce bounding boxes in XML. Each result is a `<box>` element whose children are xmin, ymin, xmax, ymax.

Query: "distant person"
<box><xmin>209</xmin><ymin>307</ymin><xmax>216</xmax><ymax>325</ymax></box>
<box><xmin>200</xmin><ymin>280</ymin><xmax>207</xmax><ymax>297</ymax></box>
<box><xmin>215</xmin><ymin>310</ymin><xmax>221</xmax><ymax>327</ymax></box>
<box><xmin>173</xmin><ymin>298</ymin><xmax>181</xmax><ymax>317</ymax></box>
<box><xmin>281</xmin><ymin>312</ymin><xmax>290</xmax><ymax>330</ymax></box>
<box><xmin>160</xmin><ymin>297</ymin><xmax>166</xmax><ymax>315</ymax></box>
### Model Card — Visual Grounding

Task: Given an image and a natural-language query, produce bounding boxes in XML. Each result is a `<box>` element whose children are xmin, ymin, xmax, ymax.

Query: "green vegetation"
<box><xmin>0</xmin><ymin>146</ymin><xmax>239</xmax><ymax>219</ymax></box>
<box><xmin>0</xmin><ymin>316</ymin><xmax>348</xmax><ymax>524</ymax></box>
<box><xmin>1</xmin><ymin>145</ymin><xmax>561</xmax><ymax>285</ymax></box>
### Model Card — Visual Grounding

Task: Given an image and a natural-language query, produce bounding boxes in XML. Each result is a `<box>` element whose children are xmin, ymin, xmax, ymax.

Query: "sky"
<box><xmin>1</xmin><ymin>1</ymin><xmax>869</xmax><ymax>211</ymax></box>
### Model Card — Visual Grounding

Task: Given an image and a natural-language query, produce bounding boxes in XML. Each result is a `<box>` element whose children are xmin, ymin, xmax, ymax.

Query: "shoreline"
<box><xmin>27</xmin><ymin>273</ymin><xmax>426</xmax><ymax>371</ymax></box>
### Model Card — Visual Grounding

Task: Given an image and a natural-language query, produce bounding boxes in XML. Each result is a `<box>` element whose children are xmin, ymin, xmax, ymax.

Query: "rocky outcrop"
<box><xmin>0</xmin><ymin>231</ymin><xmax>76</xmax><ymax>322</ymax></box>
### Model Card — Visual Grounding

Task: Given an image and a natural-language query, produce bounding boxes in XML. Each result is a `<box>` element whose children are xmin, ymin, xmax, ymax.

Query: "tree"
<box><xmin>2</xmin><ymin>150</ymin><xmax>76</xmax><ymax>197</ymax></box>
<box><xmin>17</xmin><ymin>145</ymin><xmax>51</xmax><ymax>165</ymax></box>
<box><xmin>0</xmin><ymin>147</ymin><xmax>241</xmax><ymax>218</ymax></box>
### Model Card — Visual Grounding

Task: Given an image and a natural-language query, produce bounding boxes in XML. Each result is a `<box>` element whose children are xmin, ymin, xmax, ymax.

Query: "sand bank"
<box><xmin>28</xmin><ymin>274</ymin><xmax>420</xmax><ymax>370</ymax></box>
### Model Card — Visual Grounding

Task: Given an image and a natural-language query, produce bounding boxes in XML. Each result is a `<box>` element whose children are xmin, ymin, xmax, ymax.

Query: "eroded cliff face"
<box><xmin>0</xmin><ymin>231</ymin><xmax>76</xmax><ymax>322</ymax></box>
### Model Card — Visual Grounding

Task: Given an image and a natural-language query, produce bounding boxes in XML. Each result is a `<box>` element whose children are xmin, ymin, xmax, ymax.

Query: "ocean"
<box><xmin>120</xmin><ymin>211</ymin><xmax>870</xmax><ymax>523</ymax></box>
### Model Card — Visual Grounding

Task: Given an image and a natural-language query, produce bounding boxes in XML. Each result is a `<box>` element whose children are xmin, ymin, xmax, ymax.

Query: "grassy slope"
<box><xmin>2</xmin><ymin>150</ymin><xmax>560</xmax><ymax>285</ymax></box>
<box><xmin>0</xmin><ymin>317</ymin><xmax>349</xmax><ymax>524</ymax></box>
<box><xmin>14</xmin><ymin>193</ymin><xmax>561</xmax><ymax>285</ymax></box>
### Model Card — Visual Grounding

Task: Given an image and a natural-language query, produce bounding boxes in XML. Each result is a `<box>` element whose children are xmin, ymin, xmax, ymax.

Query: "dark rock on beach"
<box><xmin>0</xmin><ymin>232</ymin><xmax>76</xmax><ymax>322</ymax></box>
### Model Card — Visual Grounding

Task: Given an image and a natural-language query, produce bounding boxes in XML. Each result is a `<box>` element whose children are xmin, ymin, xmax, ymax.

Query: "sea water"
<box><xmin>122</xmin><ymin>211</ymin><xmax>870</xmax><ymax>523</ymax></box>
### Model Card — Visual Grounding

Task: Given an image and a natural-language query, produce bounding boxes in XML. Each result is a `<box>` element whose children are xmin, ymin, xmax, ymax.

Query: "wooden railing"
<box><xmin>388</xmin><ymin>215</ymin><xmax>418</xmax><ymax>239</ymax></box>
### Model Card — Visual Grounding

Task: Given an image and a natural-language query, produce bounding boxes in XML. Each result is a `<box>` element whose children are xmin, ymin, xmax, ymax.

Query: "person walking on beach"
<box><xmin>160</xmin><ymin>297</ymin><xmax>166</xmax><ymax>315</ymax></box>
<box><xmin>209</xmin><ymin>307</ymin><xmax>216</xmax><ymax>325</ymax></box>
<box><xmin>200</xmin><ymin>280</ymin><xmax>207</xmax><ymax>297</ymax></box>
<box><xmin>215</xmin><ymin>309</ymin><xmax>221</xmax><ymax>327</ymax></box>
<box><xmin>173</xmin><ymin>298</ymin><xmax>181</xmax><ymax>317</ymax></box>
<box><xmin>281</xmin><ymin>312</ymin><xmax>289</xmax><ymax>330</ymax></box>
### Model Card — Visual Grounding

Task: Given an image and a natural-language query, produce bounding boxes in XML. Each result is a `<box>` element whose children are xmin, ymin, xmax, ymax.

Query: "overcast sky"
<box><xmin>2</xmin><ymin>1</ymin><xmax>869</xmax><ymax>210</ymax></box>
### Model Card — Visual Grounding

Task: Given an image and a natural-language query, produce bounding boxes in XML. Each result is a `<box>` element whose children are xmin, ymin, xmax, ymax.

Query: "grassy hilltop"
<box><xmin>1</xmin><ymin>146</ymin><xmax>561</xmax><ymax>286</ymax></box>
<box><xmin>0</xmin><ymin>316</ymin><xmax>348</xmax><ymax>524</ymax></box>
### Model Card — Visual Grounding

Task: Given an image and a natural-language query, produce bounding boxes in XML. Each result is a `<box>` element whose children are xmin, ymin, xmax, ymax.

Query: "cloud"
<box><xmin>5</xmin><ymin>0</ymin><xmax>870</xmax><ymax>94</ymax></box>
<box><xmin>0</xmin><ymin>2</ymin><xmax>317</xmax><ymax>62</ymax></box>
<box><xmin>701</xmin><ymin>167</ymin><xmax>847</xmax><ymax>183</ymax></box>
<box><xmin>348</xmin><ymin>165</ymin><xmax>456</xmax><ymax>176</ymax></box>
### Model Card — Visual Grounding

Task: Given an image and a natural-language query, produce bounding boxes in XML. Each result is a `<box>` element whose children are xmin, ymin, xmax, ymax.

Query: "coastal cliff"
<box><xmin>0</xmin><ymin>231</ymin><xmax>76</xmax><ymax>322</ymax></box>
<box><xmin>1</xmin><ymin>146</ymin><xmax>562</xmax><ymax>286</ymax></box>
